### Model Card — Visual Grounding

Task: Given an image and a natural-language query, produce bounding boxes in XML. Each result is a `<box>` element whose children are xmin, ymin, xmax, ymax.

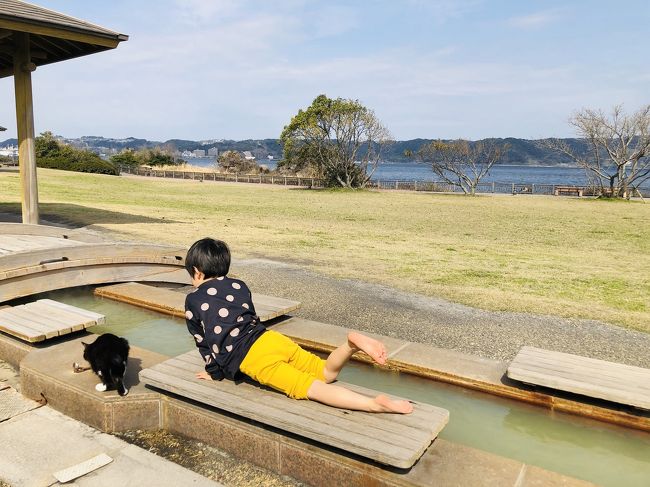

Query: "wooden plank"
<box><xmin>515</xmin><ymin>347</ymin><xmax>650</xmax><ymax>381</ymax></box>
<box><xmin>171</xmin><ymin>352</ymin><xmax>441</xmax><ymax>433</ymax></box>
<box><xmin>143</xmin><ymin>367</ymin><xmax>420</xmax><ymax>467</ymax></box>
<box><xmin>507</xmin><ymin>360</ymin><xmax>650</xmax><ymax>393</ymax></box>
<box><xmin>0</xmin><ymin>300</ymin><xmax>103</xmax><ymax>341</ymax></box>
<box><xmin>168</xmin><ymin>353</ymin><xmax>444</xmax><ymax>439</ymax></box>
<box><xmin>37</xmin><ymin>299</ymin><xmax>106</xmax><ymax>325</ymax></box>
<box><xmin>16</xmin><ymin>303</ymin><xmax>86</xmax><ymax>333</ymax></box>
<box><xmin>6</xmin><ymin>304</ymin><xmax>77</xmax><ymax>333</ymax></box>
<box><xmin>3</xmin><ymin>306</ymin><xmax>71</xmax><ymax>336</ymax></box>
<box><xmin>95</xmin><ymin>282</ymin><xmax>300</xmax><ymax>323</ymax></box>
<box><xmin>0</xmin><ymin>263</ymin><xmax>191</xmax><ymax>303</ymax></box>
<box><xmin>507</xmin><ymin>346</ymin><xmax>650</xmax><ymax>409</ymax></box>
<box><xmin>0</xmin><ymin>308</ymin><xmax>59</xmax><ymax>338</ymax></box>
<box><xmin>0</xmin><ymin>242</ymin><xmax>186</xmax><ymax>273</ymax></box>
<box><xmin>141</xmin><ymin>352</ymin><xmax>448</xmax><ymax>468</ymax></box>
<box><xmin>512</xmin><ymin>348</ymin><xmax>650</xmax><ymax>389</ymax></box>
<box><xmin>0</xmin><ymin>312</ymin><xmax>45</xmax><ymax>341</ymax></box>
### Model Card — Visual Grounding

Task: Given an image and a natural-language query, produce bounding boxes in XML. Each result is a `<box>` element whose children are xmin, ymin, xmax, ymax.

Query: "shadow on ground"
<box><xmin>0</xmin><ymin>203</ymin><xmax>179</xmax><ymax>227</ymax></box>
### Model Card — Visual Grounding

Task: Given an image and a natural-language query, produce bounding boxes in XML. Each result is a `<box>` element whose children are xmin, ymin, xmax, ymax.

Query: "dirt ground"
<box><xmin>116</xmin><ymin>430</ymin><xmax>305</xmax><ymax>487</ymax></box>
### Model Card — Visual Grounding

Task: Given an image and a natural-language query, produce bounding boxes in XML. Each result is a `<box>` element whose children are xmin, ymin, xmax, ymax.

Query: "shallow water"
<box><xmin>37</xmin><ymin>287</ymin><xmax>650</xmax><ymax>487</ymax></box>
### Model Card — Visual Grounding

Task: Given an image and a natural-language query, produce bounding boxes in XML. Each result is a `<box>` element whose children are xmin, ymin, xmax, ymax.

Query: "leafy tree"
<box><xmin>35</xmin><ymin>131</ymin><xmax>61</xmax><ymax>158</ymax></box>
<box><xmin>417</xmin><ymin>139</ymin><xmax>509</xmax><ymax>195</ymax></box>
<box><xmin>133</xmin><ymin>148</ymin><xmax>177</xmax><ymax>167</ymax></box>
<box><xmin>34</xmin><ymin>132</ymin><xmax>118</xmax><ymax>175</ymax></box>
<box><xmin>280</xmin><ymin>94</ymin><xmax>391</xmax><ymax>188</ymax></box>
<box><xmin>110</xmin><ymin>149</ymin><xmax>138</xmax><ymax>167</ymax></box>
<box><xmin>546</xmin><ymin>105</ymin><xmax>650</xmax><ymax>198</ymax></box>
<box><xmin>218</xmin><ymin>150</ymin><xmax>258</xmax><ymax>173</ymax></box>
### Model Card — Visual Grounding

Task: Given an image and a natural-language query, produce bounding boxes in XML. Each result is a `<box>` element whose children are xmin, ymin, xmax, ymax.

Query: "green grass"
<box><xmin>2</xmin><ymin>169</ymin><xmax>649</xmax><ymax>331</ymax></box>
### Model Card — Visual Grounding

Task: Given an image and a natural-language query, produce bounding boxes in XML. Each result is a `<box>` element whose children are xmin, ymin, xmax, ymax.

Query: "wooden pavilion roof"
<box><xmin>0</xmin><ymin>0</ymin><xmax>128</xmax><ymax>78</ymax></box>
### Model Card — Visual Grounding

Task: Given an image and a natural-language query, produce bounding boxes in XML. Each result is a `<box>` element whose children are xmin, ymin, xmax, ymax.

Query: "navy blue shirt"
<box><xmin>184</xmin><ymin>276</ymin><xmax>266</xmax><ymax>380</ymax></box>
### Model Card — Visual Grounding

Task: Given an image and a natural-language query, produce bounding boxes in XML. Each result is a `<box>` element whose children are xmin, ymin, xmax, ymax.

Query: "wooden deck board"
<box><xmin>141</xmin><ymin>351</ymin><xmax>448</xmax><ymax>468</ymax></box>
<box><xmin>507</xmin><ymin>346</ymin><xmax>650</xmax><ymax>409</ymax></box>
<box><xmin>37</xmin><ymin>299</ymin><xmax>106</xmax><ymax>325</ymax></box>
<box><xmin>95</xmin><ymin>282</ymin><xmax>301</xmax><ymax>323</ymax></box>
<box><xmin>0</xmin><ymin>300</ymin><xmax>104</xmax><ymax>343</ymax></box>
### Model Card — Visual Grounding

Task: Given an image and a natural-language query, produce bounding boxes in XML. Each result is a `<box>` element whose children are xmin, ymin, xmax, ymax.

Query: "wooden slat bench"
<box><xmin>0</xmin><ymin>299</ymin><xmax>104</xmax><ymax>343</ymax></box>
<box><xmin>95</xmin><ymin>282</ymin><xmax>301</xmax><ymax>323</ymax></box>
<box><xmin>507</xmin><ymin>346</ymin><xmax>650</xmax><ymax>410</ymax></box>
<box><xmin>141</xmin><ymin>351</ymin><xmax>449</xmax><ymax>468</ymax></box>
<box><xmin>554</xmin><ymin>185</ymin><xmax>583</xmax><ymax>197</ymax></box>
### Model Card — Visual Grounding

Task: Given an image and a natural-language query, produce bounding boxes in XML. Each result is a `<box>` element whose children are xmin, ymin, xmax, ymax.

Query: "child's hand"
<box><xmin>196</xmin><ymin>371</ymin><xmax>213</xmax><ymax>380</ymax></box>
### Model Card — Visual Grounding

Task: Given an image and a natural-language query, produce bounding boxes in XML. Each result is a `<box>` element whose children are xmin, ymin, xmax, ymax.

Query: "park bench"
<box><xmin>141</xmin><ymin>351</ymin><xmax>449</xmax><ymax>468</ymax></box>
<box><xmin>94</xmin><ymin>282</ymin><xmax>301</xmax><ymax>322</ymax></box>
<box><xmin>0</xmin><ymin>299</ymin><xmax>104</xmax><ymax>343</ymax></box>
<box><xmin>553</xmin><ymin>185</ymin><xmax>583</xmax><ymax>197</ymax></box>
<box><xmin>507</xmin><ymin>346</ymin><xmax>650</xmax><ymax>410</ymax></box>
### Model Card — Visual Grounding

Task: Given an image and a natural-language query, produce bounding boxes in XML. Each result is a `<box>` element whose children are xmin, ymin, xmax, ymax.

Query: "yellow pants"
<box><xmin>239</xmin><ymin>330</ymin><xmax>326</xmax><ymax>399</ymax></box>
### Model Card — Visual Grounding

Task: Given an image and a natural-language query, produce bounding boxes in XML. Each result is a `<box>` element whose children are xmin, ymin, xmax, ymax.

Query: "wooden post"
<box><xmin>14</xmin><ymin>33</ymin><xmax>39</xmax><ymax>224</ymax></box>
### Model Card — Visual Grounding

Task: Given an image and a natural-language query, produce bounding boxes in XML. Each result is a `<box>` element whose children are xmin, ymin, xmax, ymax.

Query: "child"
<box><xmin>184</xmin><ymin>237</ymin><xmax>413</xmax><ymax>414</ymax></box>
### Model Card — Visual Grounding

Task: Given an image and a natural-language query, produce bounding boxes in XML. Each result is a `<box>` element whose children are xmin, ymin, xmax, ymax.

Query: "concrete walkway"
<box><xmin>0</xmin><ymin>392</ymin><xmax>220</xmax><ymax>487</ymax></box>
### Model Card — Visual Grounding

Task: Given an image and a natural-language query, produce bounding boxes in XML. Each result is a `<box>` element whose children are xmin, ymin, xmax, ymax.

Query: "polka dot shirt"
<box><xmin>185</xmin><ymin>276</ymin><xmax>266</xmax><ymax>380</ymax></box>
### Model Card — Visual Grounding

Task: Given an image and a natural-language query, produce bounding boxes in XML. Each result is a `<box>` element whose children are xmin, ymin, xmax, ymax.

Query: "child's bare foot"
<box><xmin>348</xmin><ymin>332</ymin><xmax>388</xmax><ymax>365</ymax></box>
<box><xmin>374</xmin><ymin>394</ymin><xmax>413</xmax><ymax>414</ymax></box>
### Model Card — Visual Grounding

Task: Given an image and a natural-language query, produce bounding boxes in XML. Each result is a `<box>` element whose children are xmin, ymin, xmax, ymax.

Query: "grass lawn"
<box><xmin>1</xmin><ymin>168</ymin><xmax>649</xmax><ymax>331</ymax></box>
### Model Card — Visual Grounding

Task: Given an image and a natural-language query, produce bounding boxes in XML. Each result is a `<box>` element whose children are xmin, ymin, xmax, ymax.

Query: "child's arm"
<box><xmin>185</xmin><ymin>300</ymin><xmax>224</xmax><ymax>380</ymax></box>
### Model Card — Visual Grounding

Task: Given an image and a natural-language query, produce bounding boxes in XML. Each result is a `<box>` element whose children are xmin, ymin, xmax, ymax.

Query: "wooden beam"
<box><xmin>32</xmin><ymin>35</ymin><xmax>71</xmax><ymax>56</ymax></box>
<box><xmin>13</xmin><ymin>32</ymin><xmax>39</xmax><ymax>224</ymax></box>
<box><xmin>0</xmin><ymin>19</ymin><xmax>121</xmax><ymax>48</ymax></box>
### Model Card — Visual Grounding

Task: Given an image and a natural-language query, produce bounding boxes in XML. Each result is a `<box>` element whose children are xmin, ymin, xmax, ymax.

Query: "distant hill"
<box><xmin>0</xmin><ymin>135</ymin><xmax>590</xmax><ymax>165</ymax></box>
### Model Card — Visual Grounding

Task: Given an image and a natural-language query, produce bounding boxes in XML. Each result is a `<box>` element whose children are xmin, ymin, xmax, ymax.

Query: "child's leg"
<box><xmin>307</xmin><ymin>380</ymin><xmax>413</xmax><ymax>414</ymax></box>
<box><xmin>323</xmin><ymin>332</ymin><xmax>388</xmax><ymax>383</ymax></box>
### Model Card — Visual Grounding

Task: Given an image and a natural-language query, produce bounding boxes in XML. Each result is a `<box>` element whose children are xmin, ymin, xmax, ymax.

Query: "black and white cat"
<box><xmin>81</xmin><ymin>333</ymin><xmax>130</xmax><ymax>396</ymax></box>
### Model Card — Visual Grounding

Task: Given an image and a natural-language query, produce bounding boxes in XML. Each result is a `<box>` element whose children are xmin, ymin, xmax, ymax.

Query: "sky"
<box><xmin>1</xmin><ymin>0</ymin><xmax>649</xmax><ymax>142</ymax></box>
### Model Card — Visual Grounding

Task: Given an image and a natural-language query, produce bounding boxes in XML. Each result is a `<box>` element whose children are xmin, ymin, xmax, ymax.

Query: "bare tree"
<box><xmin>280</xmin><ymin>95</ymin><xmax>392</xmax><ymax>188</ymax></box>
<box><xmin>417</xmin><ymin>139</ymin><xmax>509</xmax><ymax>195</ymax></box>
<box><xmin>546</xmin><ymin>105</ymin><xmax>650</xmax><ymax>198</ymax></box>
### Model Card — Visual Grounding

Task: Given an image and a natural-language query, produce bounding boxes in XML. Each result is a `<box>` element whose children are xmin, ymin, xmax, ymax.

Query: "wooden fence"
<box><xmin>119</xmin><ymin>166</ymin><xmax>648</xmax><ymax>197</ymax></box>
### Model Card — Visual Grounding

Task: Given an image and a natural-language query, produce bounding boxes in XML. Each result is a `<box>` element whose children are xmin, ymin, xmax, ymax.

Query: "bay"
<box><xmin>183</xmin><ymin>158</ymin><xmax>648</xmax><ymax>189</ymax></box>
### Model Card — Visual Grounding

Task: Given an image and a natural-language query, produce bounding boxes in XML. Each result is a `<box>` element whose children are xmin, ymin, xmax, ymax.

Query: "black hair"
<box><xmin>185</xmin><ymin>238</ymin><xmax>231</xmax><ymax>278</ymax></box>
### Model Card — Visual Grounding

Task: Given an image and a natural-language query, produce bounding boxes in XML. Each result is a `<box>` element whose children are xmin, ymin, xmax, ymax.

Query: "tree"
<box><xmin>279</xmin><ymin>94</ymin><xmax>392</xmax><ymax>188</ymax></box>
<box><xmin>110</xmin><ymin>149</ymin><xmax>138</xmax><ymax>167</ymax></box>
<box><xmin>417</xmin><ymin>139</ymin><xmax>509</xmax><ymax>195</ymax></box>
<box><xmin>546</xmin><ymin>105</ymin><xmax>650</xmax><ymax>198</ymax></box>
<box><xmin>35</xmin><ymin>131</ymin><xmax>61</xmax><ymax>158</ymax></box>
<box><xmin>218</xmin><ymin>150</ymin><xmax>258</xmax><ymax>173</ymax></box>
<box><xmin>34</xmin><ymin>132</ymin><xmax>117</xmax><ymax>175</ymax></box>
<box><xmin>132</xmin><ymin>148</ymin><xmax>177</xmax><ymax>167</ymax></box>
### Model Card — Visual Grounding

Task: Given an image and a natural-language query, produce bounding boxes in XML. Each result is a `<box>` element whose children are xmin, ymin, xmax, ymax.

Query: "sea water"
<box><xmin>185</xmin><ymin>158</ymin><xmax>649</xmax><ymax>188</ymax></box>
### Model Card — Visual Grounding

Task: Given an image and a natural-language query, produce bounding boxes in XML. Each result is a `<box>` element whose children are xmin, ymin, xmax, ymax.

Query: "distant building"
<box><xmin>267</xmin><ymin>155</ymin><xmax>274</xmax><ymax>160</ymax></box>
<box><xmin>242</xmin><ymin>151</ymin><xmax>255</xmax><ymax>160</ymax></box>
<box><xmin>0</xmin><ymin>145</ymin><xmax>18</xmax><ymax>157</ymax></box>
<box><xmin>193</xmin><ymin>149</ymin><xmax>206</xmax><ymax>157</ymax></box>
<box><xmin>207</xmin><ymin>147</ymin><xmax>219</xmax><ymax>157</ymax></box>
